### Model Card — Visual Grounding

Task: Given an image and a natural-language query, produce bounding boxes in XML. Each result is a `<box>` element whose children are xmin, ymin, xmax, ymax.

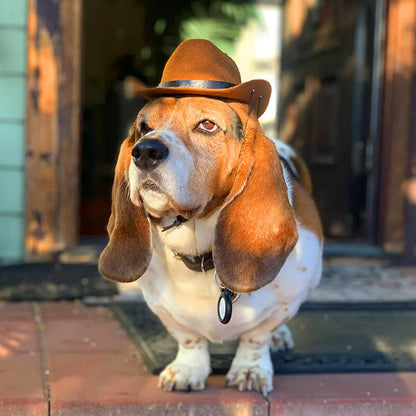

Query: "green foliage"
<box><xmin>138</xmin><ymin>0</ymin><xmax>257</xmax><ymax>82</ymax></box>
<box><xmin>180</xmin><ymin>1</ymin><xmax>258</xmax><ymax>55</ymax></box>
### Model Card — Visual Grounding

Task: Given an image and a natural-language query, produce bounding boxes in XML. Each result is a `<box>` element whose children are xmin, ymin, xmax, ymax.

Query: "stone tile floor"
<box><xmin>1</xmin><ymin>301</ymin><xmax>416</xmax><ymax>415</ymax></box>
<box><xmin>308</xmin><ymin>262</ymin><xmax>416</xmax><ymax>302</ymax></box>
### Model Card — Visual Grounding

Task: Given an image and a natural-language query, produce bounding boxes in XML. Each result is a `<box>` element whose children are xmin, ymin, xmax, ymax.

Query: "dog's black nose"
<box><xmin>132</xmin><ymin>139</ymin><xmax>169</xmax><ymax>170</ymax></box>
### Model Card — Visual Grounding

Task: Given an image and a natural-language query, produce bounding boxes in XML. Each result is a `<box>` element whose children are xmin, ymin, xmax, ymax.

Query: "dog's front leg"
<box><xmin>156</xmin><ymin>309</ymin><xmax>211</xmax><ymax>391</ymax></box>
<box><xmin>226</xmin><ymin>316</ymin><xmax>287</xmax><ymax>396</ymax></box>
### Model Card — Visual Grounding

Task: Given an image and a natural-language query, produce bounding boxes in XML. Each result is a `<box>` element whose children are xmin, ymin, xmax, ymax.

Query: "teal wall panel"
<box><xmin>0</xmin><ymin>2</ymin><xmax>27</xmax><ymax>261</ymax></box>
<box><xmin>0</xmin><ymin>0</ymin><xmax>27</xmax><ymax>26</ymax></box>
<box><xmin>0</xmin><ymin>28</ymin><xmax>27</xmax><ymax>73</ymax></box>
<box><xmin>0</xmin><ymin>216</ymin><xmax>24</xmax><ymax>261</ymax></box>
<box><xmin>0</xmin><ymin>76</ymin><xmax>26</xmax><ymax>120</ymax></box>
<box><xmin>0</xmin><ymin>124</ymin><xmax>25</xmax><ymax>167</ymax></box>
<box><xmin>0</xmin><ymin>169</ymin><xmax>24</xmax><ymax>213</ymax></box>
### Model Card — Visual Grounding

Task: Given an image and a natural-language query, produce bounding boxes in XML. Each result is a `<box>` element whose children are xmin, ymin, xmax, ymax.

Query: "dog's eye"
<box><xmin>198</xmin><ymin>120</ymin><xmax>218</xmax><ymax>134</ymax></box>
<box><xmin>140</xmin><ymin>122</ymin><xmax>153</xmax><ymax>136</ymax></box>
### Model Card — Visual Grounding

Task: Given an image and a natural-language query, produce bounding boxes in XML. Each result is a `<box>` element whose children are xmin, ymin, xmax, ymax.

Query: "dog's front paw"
<box><xmin>270</xmin><ymin>324</ymin><xmax>294</xmax><ymax>352</ymax></box>
<box><xmin>158</xmin><ymin>360</ymin><xmax>210</xmax><ymax>392</ymax></box>
<box><xmin>226</xmin><ymin>363</ymin><xmax>273</xmax><ymax>396</ymax></box>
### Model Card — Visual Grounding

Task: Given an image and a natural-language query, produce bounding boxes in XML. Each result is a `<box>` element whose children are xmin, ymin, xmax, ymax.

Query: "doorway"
<box><xmin>79</xmin><ymin>0</ymin><xmax>147</xmax><ymax>236</ymax></box>
<box><xmin>278</xmin><ymin>0</ymin><xmax>382</xmax><ymax>244</ymax></box>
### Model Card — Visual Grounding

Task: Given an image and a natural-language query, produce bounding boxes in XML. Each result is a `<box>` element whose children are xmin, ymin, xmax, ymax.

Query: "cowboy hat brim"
<box><xmin>131</xmin><ymin>78</ymin><xmax>272</xmax><ymax>117</ymax></box>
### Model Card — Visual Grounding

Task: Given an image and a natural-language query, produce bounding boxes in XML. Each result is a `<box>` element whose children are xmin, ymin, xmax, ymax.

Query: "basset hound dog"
<box><xmin>99</xmin><ymin>39</ymin><xmax>323</xmax><ymax>395</ymax></box>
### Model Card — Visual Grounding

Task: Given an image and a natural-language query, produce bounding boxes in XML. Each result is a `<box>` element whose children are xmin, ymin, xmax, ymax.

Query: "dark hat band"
<box><xmin>158</xmin><ymin>80</ymin><xmax>236</xmax><ymax>89</ymax></box>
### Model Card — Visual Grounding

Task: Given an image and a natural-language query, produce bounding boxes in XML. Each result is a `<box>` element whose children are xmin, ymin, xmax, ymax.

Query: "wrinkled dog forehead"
<box><xmin>136</xmin><ymin>96</ymin><xmax>243</xmax><ymax>140</ymax></box>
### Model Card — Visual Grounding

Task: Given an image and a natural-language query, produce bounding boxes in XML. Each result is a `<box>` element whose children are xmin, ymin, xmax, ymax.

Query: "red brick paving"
<box><xmin>0</xmin><ymin>354</ymin><xmax>47</xmax><ymax>414</ymax></box>
<box><xmin>43</xmin><ymin>319</ymin><xmax>134</xmax><ymax>354</ymax></box>
<box><xmin>0</xmin><ymin>301</ymin><xmax>415</xmax><ymax>415</ymax></box>
<box><xmin>0</xmin><ymin>320</ymin><xmax>40</xmax><ymax>356</ymax></box>
<box><xmin>0</xmin><ymin>302</ymin><xmax>34</xmax><ymax>320</ymax></box>
<box><xmin>0</xmin><ymin>302</ymin><xmax>47</xmax><ymax>416</ymax></box>
<box><xmin>39</xmin><ymin>301</ymin><xmax>113</xmax><ymax>321</ymax></box>
<box><xmin>270</xmin><ymin>373</ymin><xmax>416</xmax><ymax>415</ymax></box>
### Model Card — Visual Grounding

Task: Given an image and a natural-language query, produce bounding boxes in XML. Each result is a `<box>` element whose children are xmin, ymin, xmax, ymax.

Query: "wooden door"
<box><xmin>278</xmin><ymin>0</ymin><xmax>376</xmax><ymax>240</ymax></box>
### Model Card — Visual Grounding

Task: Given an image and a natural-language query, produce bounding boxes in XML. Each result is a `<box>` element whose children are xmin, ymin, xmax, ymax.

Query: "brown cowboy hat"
<box><xmin>132</xmin><ymin>39</ymin><xmax>272</xmax><ymax>117</ymax></box>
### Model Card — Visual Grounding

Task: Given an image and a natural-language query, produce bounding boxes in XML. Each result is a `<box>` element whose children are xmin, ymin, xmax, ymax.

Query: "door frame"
<box><xmin>378</xmin><ymin>0</ymin><xmax>416</xmax><ymax>261</ymax></box>
<box><xmin>25</xmin><ymin>0</ymin><xmax>82</xmax><ymax>260</ymax></box>
<box><xmin>365</xmin><ymin>0</ymin><xmax>387</xmax><ymax>243</ymax></box>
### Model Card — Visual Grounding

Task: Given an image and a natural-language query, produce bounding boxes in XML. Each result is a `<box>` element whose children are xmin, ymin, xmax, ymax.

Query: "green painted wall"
<box><xmin>0</xmin><ymin>0</ymin><xmax>27</xmax><ymax>262</ymax></box>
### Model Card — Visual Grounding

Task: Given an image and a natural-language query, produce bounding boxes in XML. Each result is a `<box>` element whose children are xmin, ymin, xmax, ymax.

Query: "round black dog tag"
<box><xmin>217</xmin><ymin>288</ymin><xmax>233</xmax><ymax>324</ymax></box>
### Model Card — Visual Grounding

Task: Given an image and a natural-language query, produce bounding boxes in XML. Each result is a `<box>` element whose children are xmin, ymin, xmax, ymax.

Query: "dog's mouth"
<box><xmin>138</xmin><ymin>179</ymin><xmax>203</xmax><ymax>218</ymax></box>
<box><xmin>141</xmin><ymin>179</ymin><xmax>162</xmax><ymax>193</ymax></box>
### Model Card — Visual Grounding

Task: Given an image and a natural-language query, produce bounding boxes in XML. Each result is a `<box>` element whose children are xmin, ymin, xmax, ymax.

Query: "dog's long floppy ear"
<box><xmin>213</xmin><ymin>118</ymin><xmax>298</xmax><ymax>293</ymax></box>
<box><xmin>98</xmin><ymin>137</ymin><xmax>152</xmax><ymax>282</ymax></box>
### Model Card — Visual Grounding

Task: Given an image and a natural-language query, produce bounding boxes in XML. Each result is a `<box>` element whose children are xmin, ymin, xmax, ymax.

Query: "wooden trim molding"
<box><xmin>25</xmin><ymin>0</ymin><xmax>82</xmax><ymax>259</ymax></box>
<box><xmin>379</xmin><ymin>0</ymin><xmax>416</xmax><ymax>254</ymax></box>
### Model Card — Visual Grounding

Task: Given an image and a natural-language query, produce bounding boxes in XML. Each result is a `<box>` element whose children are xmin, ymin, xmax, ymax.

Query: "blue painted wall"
<box><xmin>0</xmin><ymin>0</ymin><xmax>27</xmax><ymax>261</ymax></box>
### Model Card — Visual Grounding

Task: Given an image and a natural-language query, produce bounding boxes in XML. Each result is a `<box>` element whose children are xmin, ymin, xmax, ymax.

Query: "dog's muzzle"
<box><xmin>132</xmin><ymin>138</ymin><xmax>169</xmax><ymax>170</ymax></box>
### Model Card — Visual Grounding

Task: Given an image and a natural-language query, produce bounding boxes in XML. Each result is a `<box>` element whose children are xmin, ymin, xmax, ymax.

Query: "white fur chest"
<box><xmin>138</xmin><ymin>218</ymin><xmax>322</xmax><ymax>343</ymax></box>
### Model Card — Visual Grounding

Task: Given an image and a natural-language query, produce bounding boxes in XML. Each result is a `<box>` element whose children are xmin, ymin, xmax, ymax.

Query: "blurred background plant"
<box><xmin>139</xmin><ymin>0</ymin><xmax>258</xmax><ymax>82</ymax></box>
<box><xmin>180</xmin><ymin>1</ymin><xmax>258</xmax><ymax>54</ymax></box>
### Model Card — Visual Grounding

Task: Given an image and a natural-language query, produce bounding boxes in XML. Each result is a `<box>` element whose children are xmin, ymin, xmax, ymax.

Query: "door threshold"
<box><xmin>323</xmin><ymin>240</ymin><xmax>386</xmax><ymax>258</ymax></box>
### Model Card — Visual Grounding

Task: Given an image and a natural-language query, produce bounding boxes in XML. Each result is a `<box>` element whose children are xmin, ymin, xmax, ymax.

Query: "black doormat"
<box><xmin>112</xmin><ymin>302</ymin><xmax>416</xmax><ymax>375</ymax></box>
<box><xmin>0</xmin><ymin>263</ymin><xmax>117</xmax><ymax>301</ymax></box>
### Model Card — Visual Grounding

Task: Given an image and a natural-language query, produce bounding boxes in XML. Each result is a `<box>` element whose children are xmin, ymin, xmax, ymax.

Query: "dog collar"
<box><xmin>161</xmin><ymin>215</ymin><xmax>188</xmax><ymax>232</ymax></box>
<box><xmin>162</xmin><ymin>216</ymin><xmax>215</xmax><ymax>271</ymax></box>
<box><xmin>174</xmin><ymin>252</ymin><xmax>215</xmax><ymax>273</ymax></box>
<box><xmin>174</xmin><ymin>252</ymin><xmax>240</xmax><ymax>325</ymax></box>
<box><xmin>161</xmin><ymin>215</ymin><xmax>240</xmax><ymax>324</ymax></box>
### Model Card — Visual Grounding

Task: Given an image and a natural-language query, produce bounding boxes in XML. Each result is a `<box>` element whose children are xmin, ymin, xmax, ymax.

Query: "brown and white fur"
<box><xmin>99</xmin><ymin>96</ymin><xmax>323</xmax><ymax>395</ymax></box>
